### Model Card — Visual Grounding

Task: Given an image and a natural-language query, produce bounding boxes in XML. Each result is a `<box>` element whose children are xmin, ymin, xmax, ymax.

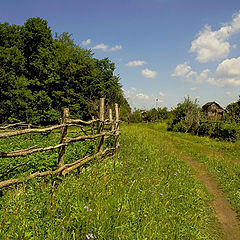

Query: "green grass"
<box><xmin>0</xmin><ymin>123</ymin><xmax>222</xmax><ymax>239</ymax></box>
<box><xmin>143</xmin><ymin>122</ymin><xmax>240</xmax><ymax>218</ymax></box>
<box><xmin>0</xmin><ymin>126</ymin><xmax>100</xmax><ymax>180</ymax></box>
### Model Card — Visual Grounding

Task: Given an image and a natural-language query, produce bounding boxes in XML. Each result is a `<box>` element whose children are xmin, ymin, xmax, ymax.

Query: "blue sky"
<box><xmin>1</xmin><ymin>0</ymin><xmax>240</xmax><ymax>110</ymax></box>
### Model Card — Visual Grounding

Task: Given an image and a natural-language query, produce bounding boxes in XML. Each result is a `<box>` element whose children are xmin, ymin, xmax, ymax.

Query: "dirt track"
<box><xmin>179</xmin><ymin>152</ymin><xmax>240</xmax><ymax>240</ymax></box>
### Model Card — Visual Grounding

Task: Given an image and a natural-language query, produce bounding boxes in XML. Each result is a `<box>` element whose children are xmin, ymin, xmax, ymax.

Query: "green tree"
<box><xmin>168</xmin><ymin>96</ymin><xmax>201</xmax><ymax>133</ymax></box>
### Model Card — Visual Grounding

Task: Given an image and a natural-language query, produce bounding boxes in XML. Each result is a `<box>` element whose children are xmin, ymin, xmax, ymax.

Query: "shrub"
<box><xmin>197</xmin><ymin>122</ymin><xmax>210</xmax><ymax>136</ymax></box>
<box><xmin>172</xmin><ymin>120</ymin><xmax>188</xmax><ymax>132</ymax></box>
<box><xmin>167</xmin><ymin>96</ymin><xmax>201</xmax><ymax>133</ymax></box>
<box><xmin>210</xmin><ymin>123</ymin><xmax>240</xmax><ymax>142</ymax></box>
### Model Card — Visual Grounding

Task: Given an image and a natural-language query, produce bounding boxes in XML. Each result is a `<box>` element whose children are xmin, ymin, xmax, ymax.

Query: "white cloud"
<box><xmin>159</xmin><ymin>92</ymin><xmax>166</xmax><ymax>97</ymax></box>
<box><xmin>110</xmin><ymin>45</ymin><xmax>122</xmax><ymax>51</ymax></box>
<box><xmin>190</xmin><ymin>87</ymin><xmax>197</xmax><ymax>91</ymax></box>
<box><xmin>126</xmin><ymin>60</ymin><xmax>147</xmax><ymax>67</ymax></box>
<box><xmin>92</xmin><ymin>43</ymin><xmax>122</xmax><ymax>52</ymax></box>
<box><xmin>208</xmin><ymin>56</ymin><xmax>240</xmax><ymax>87</ymax></box>
<box><xmin>172</xmin><ymin>63</ymin><xmax>211</xmax><ymax>84</ymax></box>
<box><xmin>82</xmin><ymin>39</ymin><xmax>91</xmax><ymax>46</ymax></box>
<box><xmin>141</xmin><ymin>68</ymin><xmax>157</xmax><ymax>79</ymax></box>
<box><xmin>226</xmin><ymin>91</ymin><xmax>232</xmax><ymax>96</ymax></box>
<box><xmin>136</xmin><ymin>93</ymin><xmax>150</xmax><ymax>100</ymax></box>
<box><xmin>92</xmin><ymin>43</ymin><xmax>108</xmax><ymax>51</ymax></box>
<box><xmin>124</xmin><ymin>87</ymin><xmax>166</xmax><ymax>109</ymax></box>
<box><xmin>190</xmin><ymin>12</ymin><xmax>240</xmax><ymax>62</ymax></box>
<box><xmin>171</xmin><ymin>62</ymin><xmax>191</xmax><ymax>77</ymax></box>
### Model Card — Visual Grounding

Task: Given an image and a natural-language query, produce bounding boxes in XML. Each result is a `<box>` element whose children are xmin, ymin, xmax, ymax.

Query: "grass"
<box><xmin>0</xmin><ymin>123</ymin><xmax>222</xmax><ymax>239</ymax></box>
<box><xmin>144</xmin><ymin>122</ymin><xmax>240</xmax><ymax>218</ymax></box>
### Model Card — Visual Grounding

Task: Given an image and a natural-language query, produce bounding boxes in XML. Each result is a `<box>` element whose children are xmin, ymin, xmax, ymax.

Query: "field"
<box><xmin>0</xmin><ymin>123</ymin><xmax>240</xmax><ymax>239</ymax></box>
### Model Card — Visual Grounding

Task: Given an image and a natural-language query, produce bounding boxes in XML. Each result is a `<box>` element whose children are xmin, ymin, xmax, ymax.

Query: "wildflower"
<box><xmin>174</xmin><ymin>172</ymin><xmax>178</xmax><ymax>176</ymax></box>
<box><xmin>140</xmin><ymin>189</ymin><xmax>143</xmax><ymax>192</ymax></box>
<box><xmin>84</xmin><ymin>206</ymin><xmax>92</xmax><ymax>211</ymax></box>
<box><xmin>140</xmin><ymin>167</ymin><xmax>143</xmax><ymax>170</ymax></box>
<box><xmin>145</xmin><ymin>158</ymin><xmax>148</xmax><ymax>161</ymax></box>
<box><xmin>58</xmin><ymin>225</ymin><xmax>64</xmax><ymax>229</ymax></box>
<box><xmin>159</xmin><ymin>193</ymin><xmax>163</xmax><ymax>196</ymax></box>
<box><xmin>86</xmin><ymin>233</ymin><xmax>94</xmax><ymax>239</ymax></box>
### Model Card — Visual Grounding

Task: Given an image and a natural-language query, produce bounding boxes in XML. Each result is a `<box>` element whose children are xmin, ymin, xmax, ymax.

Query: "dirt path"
<box><xmin>179</xmin><ymin>152</ymin><xmax>240</xmax><ymax>240</ymax></box>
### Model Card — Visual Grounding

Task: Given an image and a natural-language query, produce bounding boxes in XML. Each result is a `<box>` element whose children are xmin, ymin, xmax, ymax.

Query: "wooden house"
<box><xmin>202</xmin><ymin>102</ymin><xmax>225</xmax><ymax>121</ymax></box>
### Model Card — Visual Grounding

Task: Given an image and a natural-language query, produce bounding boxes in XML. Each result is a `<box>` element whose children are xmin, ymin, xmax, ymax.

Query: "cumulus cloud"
<box><xmin>226</xmin><ymin>91</ymin><xmax>232</xmax><ymax>96</ymax></box>
<box><xmin>92</xmin><ymin>43</ymin><xmax>108</xmax><ymax>51</ymax></box>
<box><xmin>190</xmin><ymin>12</ymin><xmax>240</xmax><ymax>62</ymax></box>
<box><xmin>141</xmin><ymin>68</ymin><xmax>157</xmax><ymax>79</ymax></box>
<box><xmin>190</xmin><ymin>87</ymin><xmax>197</xmax><ymax>91</ymax></box>
<box><xmin>124</xmin><ymin>87</ymin><xmax>166</xmax><ymax>109</ymax></box>
<box><xmin>136</xmin><ymin>93</ymin><xmax>150</xmax><ymax>100</ymax></box>
<box><xmin>110</xmin><ymin>45</ymin><xmax>122</xmax><ymax>51</ymax></box>
<box><xmin>172</xmin><ymin>63</ymin><xmax>211</xmax><ymax>84</ymax></box>
<box><xmin>126</xmin><ymin>60</ymin><xmax>147</xmax><ymax>67</ymax></box>
<box><xmin>92</xmin><ymin>43</ymin><xmax>122</xmax><ymax>52</ymax></box>
<box><xmin>208</xmin><ymin>56</ymin><xmax>240</xmax><ymax>87</ymax></box>
<box><xmin>82</xmin><ymin>39</ymin><xmax>91</xmax><ymax>46</ymax></box>
<box><xmin>171</xmin><ymin>62</ymin><xmax>192</xmax><ymax>77</ymax></box>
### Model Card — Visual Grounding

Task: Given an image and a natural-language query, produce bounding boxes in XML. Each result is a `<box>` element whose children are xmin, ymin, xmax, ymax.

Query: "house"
<box><xmin>202</xmin><ymin>102</ymin><xmax>225</xmax><ymax>121</ymax></box>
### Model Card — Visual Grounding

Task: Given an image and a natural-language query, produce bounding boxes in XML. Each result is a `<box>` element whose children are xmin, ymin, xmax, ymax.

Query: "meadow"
<box><xmin>0</xmin><ymin>123</ymin><xmax>239</xmax><ymax>239</ymax></box>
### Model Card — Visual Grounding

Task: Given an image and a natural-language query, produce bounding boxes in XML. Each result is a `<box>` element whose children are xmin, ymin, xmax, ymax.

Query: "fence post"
<box><xmin>115</xmin><ymin>103</ymin><xmax>120</xmax><ymax>149</ymax></box>
<box><xmin>98</xmin><ymin>98</ymin><xmax>105</xmax><ymax>153</ymax></box>
<box><xmin>58</xmin><ymin>108</ymin><xmax>69</xmax><ymax>167</ymax></box>
<box><xmin>109</xmin><ymin>108</ymin><xmax>114</xmax><ymax>131</ymax></box>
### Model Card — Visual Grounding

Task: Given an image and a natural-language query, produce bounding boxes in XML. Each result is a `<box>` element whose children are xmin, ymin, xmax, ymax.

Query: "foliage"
<box><xmin>129</xmin><ymin>109</ymin><xmax>143</xmax><ymax>123</ymax></box>
<box><xmin>225</xmin><ymin>100</ymin><xmax>240</xmax><ymax>123</ymax></box>
<box><xmin>129</xmin><ymin>107</ymin><xmax>170</xmax><ymax>123</ymax></box>
<box><xmin>167</xmin><ymin>96</ymin><xmax>201</xmax><ymax>133</ymax></box>
<box><xmin>0</xmin><ymin>18</ymin><xmax>130</xmax><ymax>124</ymax></box>
<box><xmin>209</xmin><ymin>122</ymin><xmax>240</xmax><ymax>142</ymax></box>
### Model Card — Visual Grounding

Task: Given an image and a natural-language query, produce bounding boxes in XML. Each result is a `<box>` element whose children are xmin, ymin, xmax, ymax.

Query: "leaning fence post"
<box><xmin>114</xmin><ymin>103</ymin><xmax>120</xmax><ymax>149</ymax></box>
<box><xmin>98</xmin><ymin>98</ymin><xmax>105</xmax><ymax>153</ymax></box>
<box><xmin>109</xmin><ymin>108</ymin><xmax>114</xmax><ymax>131</ymax></box>
<box><xmin>58</xmin><ymin>108</ymin><xmax>69</xmax><ymax>167</ymax></box>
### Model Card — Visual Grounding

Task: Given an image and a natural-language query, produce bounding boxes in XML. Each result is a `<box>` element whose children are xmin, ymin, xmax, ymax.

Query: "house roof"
<box><xmin>202</xmin><ymin>101</ymin><xmax>224</xmax><ymax>110</ymax></box>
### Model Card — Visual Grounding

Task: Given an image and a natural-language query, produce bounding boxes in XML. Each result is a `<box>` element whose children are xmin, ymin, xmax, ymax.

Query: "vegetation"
<box><xmin>166</xmin><ymin>96</ymin><xmax>240</xmax><ymax>142</ymax></box>
<box><xmin>0</xmin><ymin>18</ymin><xmax>130</xmax><ymax>124</ymax></box>
<box><xmin>130</xmin><ymin>107</ymin><xmax>170</xmax><ymax>123</ymax></box>
<box><xmin>0</xmin><ymin>124</ymin><xmax>222</xmax><ymax>239</ymax></box>
<box><xmin>146</xmin><ymin>123</ymin><xmax>240</xmax><ymax>219</ymax></box>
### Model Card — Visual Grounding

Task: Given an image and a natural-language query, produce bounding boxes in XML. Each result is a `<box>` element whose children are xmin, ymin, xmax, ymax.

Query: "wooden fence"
<box><xmin>0</xmin><ymin>98</ymin><xmax>120</xmax><ymax>189</ymax></box>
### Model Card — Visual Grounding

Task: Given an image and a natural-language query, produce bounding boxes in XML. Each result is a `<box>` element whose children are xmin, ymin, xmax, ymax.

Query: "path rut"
<box><xmin>178</xmin><ymin>152</ymin><xmax>240</xmax><ymax>240</ymax></box>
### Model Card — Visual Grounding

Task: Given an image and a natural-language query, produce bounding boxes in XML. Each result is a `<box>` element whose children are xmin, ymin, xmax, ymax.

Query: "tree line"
<box><xmin>0</xmin><ymin>17</ymin><xmax>130</xmax><ymax>124</ymax></box>
<box><xmin>130</xmin><ymin>96</ymin><xmax>240</xmax><ymax>141</ymax></box>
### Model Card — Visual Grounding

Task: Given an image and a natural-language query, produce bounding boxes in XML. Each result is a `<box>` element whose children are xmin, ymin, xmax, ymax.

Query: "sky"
<box><xmin>1</xmin><ymin>0</ymin><xmax>240</xmax><ymax>110</ymax></box>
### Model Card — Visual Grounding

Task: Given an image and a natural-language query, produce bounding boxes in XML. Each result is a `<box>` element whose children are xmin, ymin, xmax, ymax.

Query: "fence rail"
<box><xmin>0</xmin><ymin>98</ymin><xmax>120</xmax><ymax>189</ymax></box>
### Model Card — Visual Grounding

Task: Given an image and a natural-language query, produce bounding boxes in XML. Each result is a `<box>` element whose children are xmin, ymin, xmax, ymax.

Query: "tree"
<box><xmin>168</xmin><ymin>96</ymin><xmax>201</xmax><ymax>133</ymax></box>
<box><xmin>0</xmin><ymin>19</ymin><xmax>130</xmax><ymax>124</ymax></box>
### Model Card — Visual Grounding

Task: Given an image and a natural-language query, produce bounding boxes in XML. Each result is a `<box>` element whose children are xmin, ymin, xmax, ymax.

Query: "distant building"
<box><xmin>202</xmin><ymin>102</ymin><xmax>225</xmax><ymax>121</ymax></box>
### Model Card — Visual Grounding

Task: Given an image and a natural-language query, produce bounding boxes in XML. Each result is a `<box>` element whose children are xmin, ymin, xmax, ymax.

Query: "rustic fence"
<box><xmin>0</xmin><ymin>98</ymin><xmax>120</xmax><ymax>189</ymax></box>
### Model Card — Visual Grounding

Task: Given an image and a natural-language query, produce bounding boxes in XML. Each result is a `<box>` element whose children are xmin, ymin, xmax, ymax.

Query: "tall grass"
<box><xmin>0</xmin><ymin>124</ymin><xmax>221</xmax><ymax>239</ymax></box>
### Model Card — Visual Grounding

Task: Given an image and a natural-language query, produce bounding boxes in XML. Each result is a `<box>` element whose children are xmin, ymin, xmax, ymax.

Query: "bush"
<box><xmin>167</xmin><ymin>97</ymin><xmax>201</xmax><ymax>133</ymax></box>
<box><xmin>197</xmin><ymin>122</ymin><xmax>210</xmax><ymax>136</ymax></box>
<box><xmin>210</xmin><ymin>123</ymin><xmax>240</xmax><ymax>142</ymax></box>
<box><xmin>172</xmin><ymin>120</ymin><xmax>188</xmax><ymax>132</ymax></box>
